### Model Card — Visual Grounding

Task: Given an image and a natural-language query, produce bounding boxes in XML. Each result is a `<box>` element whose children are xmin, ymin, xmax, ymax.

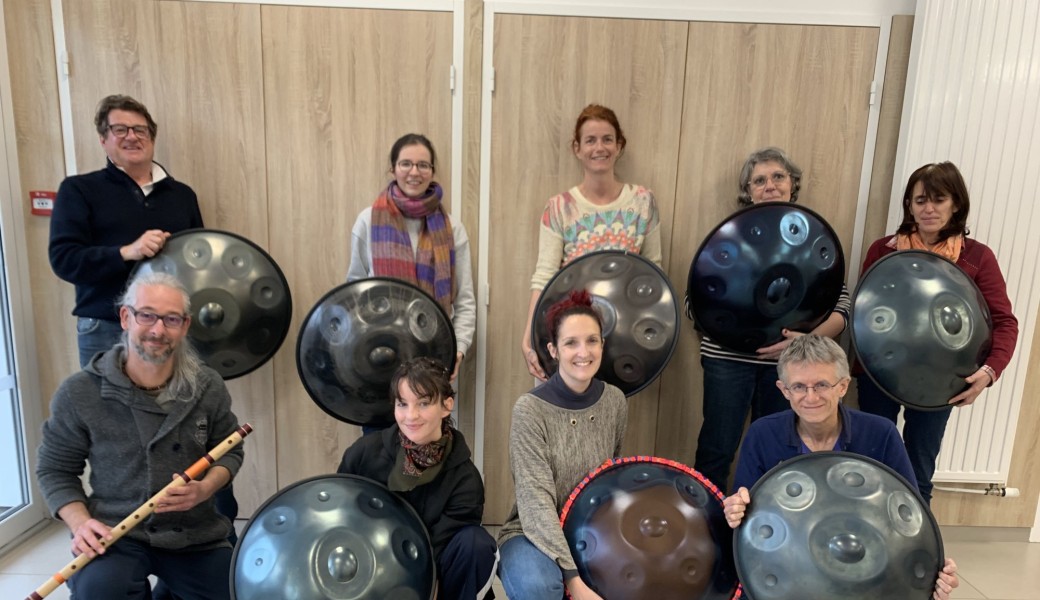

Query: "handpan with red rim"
<box><xmin>532</xmin><ymin>251</ymin><xmax>679</xmax><ymax>396</ymax></box>
<box><xmin>231</xmin><ymin>474</ymin><xmax>435</xmax><ymax>599</ymax></box>
<box><xmin>851</xmin><ymin>250</ymin><xmax>993</xmax><ymax>410</ymax></box>
<box><xmin>687</xmin><ymin>203</ymin><xmax>844</xmax><ymax>353</ymax></box>
<box><xmin>296</xmin><ymin>278</ymin><xmax>456</xmax><ymax>426</ymax></box>
<box><xmin>560</xmin><ymin>456</ymin><xmax>740</xmax><ymax>599</ymax></box>
<box><xmin>132</xmin><ymin>228</ymin><xmax>292</xmax><ymax>379</ymax></box>
<box><xmin>735</xmin><ymin>451</ymin><xmax>943</xmax><ymax>600</ymax></box>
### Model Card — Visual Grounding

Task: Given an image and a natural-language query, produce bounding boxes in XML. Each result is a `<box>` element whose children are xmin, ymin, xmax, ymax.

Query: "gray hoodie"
<box><xmin>36</xmin><ymin>345</ymin><xmax>243</xmax><ymax>550</ymax></box>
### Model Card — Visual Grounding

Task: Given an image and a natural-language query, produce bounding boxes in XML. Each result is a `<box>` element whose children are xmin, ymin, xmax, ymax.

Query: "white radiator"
<box><xmin>891</xmin><ymin>0</ymin><xmax>1040</xmax><ymax>483</ymax></box>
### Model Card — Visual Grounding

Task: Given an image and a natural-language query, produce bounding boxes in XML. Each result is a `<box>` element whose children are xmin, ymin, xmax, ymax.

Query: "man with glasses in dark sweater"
<box><xmin>49</xmin><ymin>94</ymin><xmax>203</xmax><ymax>368</ymax></box>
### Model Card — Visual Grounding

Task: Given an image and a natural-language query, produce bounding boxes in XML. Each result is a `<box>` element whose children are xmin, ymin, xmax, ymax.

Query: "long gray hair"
<box><xmin>118</xmin><ymin>271</ymin><xmax>203</xmax><ymax>398</ymax></box>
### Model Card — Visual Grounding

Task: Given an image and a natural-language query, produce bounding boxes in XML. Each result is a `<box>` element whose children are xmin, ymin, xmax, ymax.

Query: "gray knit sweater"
<box><xmin>36</xmin><ymin>346</ymin><xmax>243</xmax><ymax>550</ymax></box>
<box><xmin>498</xmin><ymin>383</ymin><xmax>627</xmax><ymax>572</ymax></box>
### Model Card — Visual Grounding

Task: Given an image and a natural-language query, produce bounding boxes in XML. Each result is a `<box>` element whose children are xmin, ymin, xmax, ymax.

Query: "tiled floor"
<box><xmin>1</xmin><ymin>521</ymin><xmax>1037</xmax><ymax>599</ymax></box>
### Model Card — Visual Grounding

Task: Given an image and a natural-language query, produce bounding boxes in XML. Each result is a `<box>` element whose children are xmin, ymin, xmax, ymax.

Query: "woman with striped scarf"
<box><xmin>347</xmin><ymin>134</ymin><xmax>476</xmax><ymax>382</ymax></box>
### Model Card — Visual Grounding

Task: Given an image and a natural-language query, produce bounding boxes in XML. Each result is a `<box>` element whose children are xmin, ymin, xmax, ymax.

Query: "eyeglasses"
<box><xmin>396</xmin><ymin>160</ymin><xmax>433</xmax><ymax>174</ymax></box>
<box><xmin>750</xmin><ymin>172</ymin><xmax>789</xmax><ymax>188</ymax></box>
<box><xmin>106</xmin><ymin>124</ymin><xmax>152</xmax><ymax>140</ymax></box>
<box><xmin>127</xmin><ymin>306</ymin><xmax>187</xmax><ymax>329</ymax></box>
<box><xmin>783</xmin><ymin>379</ymin><xmax>843</xmax><ymax>397</ymax></box>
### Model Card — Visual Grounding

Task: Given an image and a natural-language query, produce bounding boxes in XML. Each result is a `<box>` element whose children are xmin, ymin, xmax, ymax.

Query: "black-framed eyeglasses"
<box><xmin>127</xmin><ymin>306</ymin><xmax>187</xmax><ymax>329</ymax></box>
<box><xmin>106</xmin><ymin>124</ymin><xmax>152</xmax><ymax>140</ymax></box>
<box><xmin>396</xmin><ymin>160</ymin><xmax>433</xmax><ymax>174</ymax></box>
<box><xmin>750</xmin><ymin>172</ymin><xmax>789</xmax><ymax>188</ymax></box>
<box><xmin>783</xmin><ymin>379</ymin><xmax>843</xmax><ymax>397</ymax></box>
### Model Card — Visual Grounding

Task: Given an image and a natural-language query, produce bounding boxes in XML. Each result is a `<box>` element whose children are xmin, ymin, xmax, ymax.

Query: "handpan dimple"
<box><xmin>132</xmin><ymin>229</ymin><xmax>292</xmax><ymax>379</ymax></box>
<box><xmin>232</xmin><ymin>475</ymin><xmax>435</xmax><ymax>600</ymax></box>
<box><xmin>560</xmin><ymin>457</ymin><xmax>738</xmax><ymax>600</ymax></box>
<box><xmin>688</xmin><ymin>203</ymin><xmax>845</xmax><ymax>353</ymax></box>
<box><xmin>532</xmin><ymin>251</ymin><xmax>680</xmax><ymax>396</ymax></box>
<box><xmin>852</xmin><ymin>250</ymin><xmax>993</xmax><ymax>410</ymax></box>
<box><xmin>197</xmin><ymin>302</ymin><xmax>224</xmax><ymax>328</ymax></box>
<box><xmin>736</xmin><ymin>452</ymin><xmax>944</xmax><ymax>600</ymax></box>
<box><xmin>327</xmin><ymin>546</ymin><xmax>359</xmax><ymax>583</ymax></box>
<box><xmin>296</xmin><ymin>279</ymin><xmax>456</xmax><ymax>426</ymax></box>
<box><xmin>828</xmin><ymin>534</ymin><xmax>866</xmax><ymax>564</ymax></box>
<box><xmin>773</xmin><ymin>470</ymin><xmax>816</xmax><ymax>510</ymax></box>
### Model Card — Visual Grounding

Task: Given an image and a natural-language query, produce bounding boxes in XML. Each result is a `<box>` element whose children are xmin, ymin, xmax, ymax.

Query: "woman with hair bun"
<box><xmin>499</xmin><ymin>290</ymin><xmax>627</xmax><ymax>600</ymax></box>
<box><xmin>520</xmin><ymin>105</ymin><xmax>662</xmax><ymax>380</ymax></box>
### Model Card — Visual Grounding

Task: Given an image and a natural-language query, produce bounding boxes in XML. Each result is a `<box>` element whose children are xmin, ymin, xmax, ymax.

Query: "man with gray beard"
<box><xmin>36</xmin><ymin>271</ymin><xmax>242</xmax><ymax>599</ymax></box>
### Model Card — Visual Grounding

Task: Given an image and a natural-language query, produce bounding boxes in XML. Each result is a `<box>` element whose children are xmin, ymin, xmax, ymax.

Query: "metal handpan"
<box><xmin>133</xmin><ymin>228</ymin><xmax>292</xmax><ymax>379</ymax></box>
<box><xmin>852</xmin><ymin>250</ymin><xmax>993</xmax><ymax>410</ymax></box>
<box><xmin>232</xmin><ymin>474</ymin><xmax>435</xmax><ymax>600</ymax></box>
<box><xmin>735</xmin><ymin>452</ymin><xmax>943</xmax><ymax>600</ymax></box>
<box><xmin>560</xmin><ymin>457</ymin><xmax>739</xmax><ymax>600</ymax></box>
<box><xmin>296</xmin><ymin>278</ymin><xmax>456</xmax><ymax>426</ymax></box>
<box><xmin>687</xmin><ymin>203</ymin><xmax>844</xmax><ymax>353</ymax></box>
<box><xmin>532</xmin><ymin>251</ymin><xmax>679</xmax><ymax>396</ymax></box>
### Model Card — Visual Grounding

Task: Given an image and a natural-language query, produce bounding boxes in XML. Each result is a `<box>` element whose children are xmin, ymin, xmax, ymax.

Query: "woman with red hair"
<box><xmin>520</xmin><ymin>105</ymin><xmax>662</xmax><ymax>379</ymax></box>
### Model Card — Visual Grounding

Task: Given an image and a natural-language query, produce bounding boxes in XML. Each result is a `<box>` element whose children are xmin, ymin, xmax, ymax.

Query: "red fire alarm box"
<box><xmin>30</xmin><ymin>190</ymin><xmax>55</xmax><ymax>216</ymax></box>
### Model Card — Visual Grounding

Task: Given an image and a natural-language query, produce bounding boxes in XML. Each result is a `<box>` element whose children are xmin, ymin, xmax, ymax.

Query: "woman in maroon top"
<box><xmin>857</xmin><ymin>162</ymin><xmax>1018</xmax><ymax>504</ymax></box>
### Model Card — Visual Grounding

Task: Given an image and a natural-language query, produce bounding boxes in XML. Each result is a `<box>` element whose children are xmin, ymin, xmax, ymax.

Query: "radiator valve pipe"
<box><xmin>934</xmin><ymin>483</ymin><xmax>1020</xmax><ymax>497</ymax></box>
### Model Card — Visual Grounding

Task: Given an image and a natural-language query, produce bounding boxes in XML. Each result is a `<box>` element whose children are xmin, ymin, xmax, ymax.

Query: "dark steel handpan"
<box><xmin>296</xmin><ymin>278</ymin><xmax>456</xmax><ymax>426</ymax></box>
<box><xmin>560</xmin><ymin>457</ymin><xmax>739</xmax><ymax>600</ymax></box>
<box><xmin>687</xmin><ymin>203</ymin><xmax>844</xmax><ymax>353</ymax></box>
<box><xmin>735</xmin><ymin>451</ymin><xmax>943</xmax><ymax>600</ymax></box>
<box><xmin>532</xmin><ymin>251</ymin><xmax>679</xmax><ymax>396</ymax></box>
<box><xmin>133</xmin><ymin>228</ymin><xmax>292</xmax><ymax>379</ymax></box>
<box><xmin>852</xmin><ymin>250</ymin><xmax>993</xmax><ymax>410</ymax></box>
<box><xmin>231</xmin><ymin>474</ymin><xmax>435</xmax><ymax>600</ymax></box>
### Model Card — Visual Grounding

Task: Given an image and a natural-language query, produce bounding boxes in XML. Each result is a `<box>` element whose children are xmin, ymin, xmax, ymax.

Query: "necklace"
<box><xmin>122</xmin><ymin>362</ymin><xmax>170</xmax><ymax>392</ymax></box>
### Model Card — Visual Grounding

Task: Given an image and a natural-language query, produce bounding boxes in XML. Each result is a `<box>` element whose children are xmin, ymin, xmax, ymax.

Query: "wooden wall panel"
<box><xmin>483</xmin><ymin>14</ymin><xmax>689</xmax><ymax>522</ymax></box>
<box><xmin>262</xmin><ymin>6</ymin><xmax>454</xmax><ymax>487</ymax></box>
<box><xmin>60</xmin><ymin>0</ymin><xmax>274</xmax><ymax>513</ymax></box>
<box><xmin>3</xmin><ymin>0</ymin><xmax>71</xmax><ymax>414</ymax></box>
<box><xmin>654</xmin><ymin>23</ymin><xmax>880</xmax><ymax>486</ymax></box>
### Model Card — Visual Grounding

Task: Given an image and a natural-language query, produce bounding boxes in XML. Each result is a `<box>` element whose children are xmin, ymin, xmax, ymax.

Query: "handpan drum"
<box><xmin>133</xmin><ymin>228</ymin><xmax>292</xmax><ymax>379</ymax></box>
<box><xmin>560</xmin><ymin>456</ymin><xmax>740</xmax><ymax>600</ymax></box>
<box><xmin>687</xmin><ymin>203</ymin><xmax>844</xmax><ymax>353</ymax></box>
<box><xmin>231</xmin><ymin>474</ymin><xmax>435</xmax><ymax>600</ymax></box>
<box><xmin>735</xmin><ymin>451</ymin><xmax>943</xmax><ymax>600</ymax></box>
<box><xmin>296</xmin><ymin>278</ymin><xmax>456</xmax><ymax>426</ymax></box>
<box><xmin>532</xmin><ymin>251</ymin><xmax>679</xmax><ymax>396</ymax></box>
<box><xmin>852</xmin><ymin>250</ymin><xmax>993</xmax><ymax>410</ymax></box>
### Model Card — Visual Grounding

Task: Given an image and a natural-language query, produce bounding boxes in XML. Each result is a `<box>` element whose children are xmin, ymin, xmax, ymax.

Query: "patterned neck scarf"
<box><xmin>892</xmin><ymin>231</ymin><xmax>964</xmax><ymax>263</ymax></box>
<box><xmin>370</xmin><ymin>181</ymin><xmax>455</xmax><ymax>314</ymax></box>
<box><xmin>387</xmin><ymin>422</ymin><xmax>453</xmax><ymax>492</ymax></box>
<box><xmin>399</xmin><ymin>421</ymin><xmax>453</xmax><ymax>476</ymax></box>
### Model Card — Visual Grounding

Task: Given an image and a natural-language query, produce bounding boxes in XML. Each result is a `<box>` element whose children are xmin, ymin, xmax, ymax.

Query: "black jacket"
<box><xmin>49</xmin><ymin>160</ymin><xmax>203</xmax><ymax>319</ymax></box>
<box><xmin>337</xmin><ymin>425</ymin><xmax>485</xmax><ymax>558</ymax></box>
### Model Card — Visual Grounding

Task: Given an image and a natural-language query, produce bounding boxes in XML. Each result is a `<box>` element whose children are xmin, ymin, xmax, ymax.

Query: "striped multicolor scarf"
<box><xmin>371</xmin><ymin>181</ymin><xmax>455</xmax><ymax>314</ymax></box>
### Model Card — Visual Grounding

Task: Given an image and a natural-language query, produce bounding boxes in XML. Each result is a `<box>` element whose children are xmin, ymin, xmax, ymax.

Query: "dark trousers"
<box><xmin>694</xmin><ymin>356</ymin><xmax>789</xmax><ymax>492</ymax></box>
<box><xmin>152</xmin><ymin>486</ymin><xmax>237</xmax><ymax>600</ymax></box>
<box><xmin>856</xmin><ymin>376</ymin><xmax>953</xmax><ymax>504</ymax></box>
<box><xmin>439</xmin><ymin>525</ymin><xmax>498</xmax><ymax>599</ymax></box>
<box><xmin>67</xmin><ymin>538</ymin><xmax>231</xmax><ymax>600</ymax></box>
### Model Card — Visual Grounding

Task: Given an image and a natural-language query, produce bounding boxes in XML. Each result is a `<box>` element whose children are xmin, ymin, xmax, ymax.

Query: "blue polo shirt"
<box><xmin>732</xmin><ymin>403</ymin><xmax>917</xmax><ymax>493</ymax></box>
